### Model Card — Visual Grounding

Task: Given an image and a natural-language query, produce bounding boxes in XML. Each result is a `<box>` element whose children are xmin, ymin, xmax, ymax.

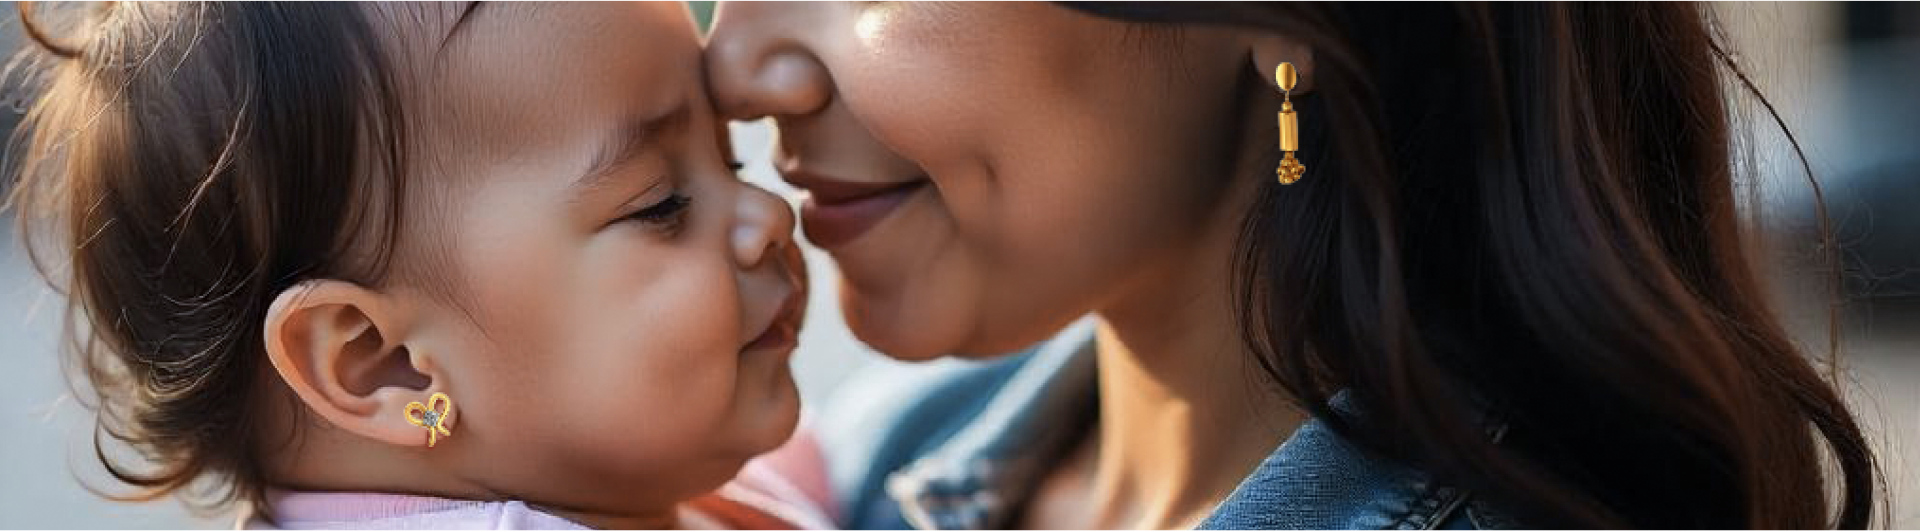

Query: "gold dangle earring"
<box><xmin>1275</xmin><ymin>62</ymin><xmax>1306</xmax><ymax>185</ymax></box>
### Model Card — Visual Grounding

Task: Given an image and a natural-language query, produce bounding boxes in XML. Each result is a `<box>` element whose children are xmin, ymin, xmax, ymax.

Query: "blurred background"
<box><xmin>0</xmin><ymin>2</ymin><xmax>1915</xmax><ymax>528</ymax></box>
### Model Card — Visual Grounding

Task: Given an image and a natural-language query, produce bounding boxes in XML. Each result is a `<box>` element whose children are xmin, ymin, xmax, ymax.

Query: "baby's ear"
<box><xmin>262</xmin><ymin>280</ymin><xmax>446</xmax><ymax>448</ymax></box>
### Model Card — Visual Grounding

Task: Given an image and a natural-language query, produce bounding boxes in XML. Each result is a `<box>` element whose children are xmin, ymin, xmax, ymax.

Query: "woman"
<box><xmin>705</xmin><ymin>3</ymin><xmax>1879</xmax><ymax>528</ymax></box>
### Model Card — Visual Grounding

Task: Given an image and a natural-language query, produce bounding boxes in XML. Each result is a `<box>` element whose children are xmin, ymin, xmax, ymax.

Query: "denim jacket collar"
<box><xmin>882</xmin><ymin>320</ymin><xmax>1494</xmax><ymax>529</ymax></box>
<box><xmin>885</xmin><ymin>321</ymin><xmax>1100</xmax><ymax>530</ymax></box>
<box><xmin>1194</xmin><ymin>394</ymin><xmax>1480</xmax><ymax>530</ymax></box>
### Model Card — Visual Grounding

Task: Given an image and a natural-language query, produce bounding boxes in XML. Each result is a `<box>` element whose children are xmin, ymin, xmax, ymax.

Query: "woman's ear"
<box><xmin>262</xmin><ymin>279</ymin><xmax>445</xmax><ymax>448</ymax></box>
<box><xmin>1249</xmin><ymin>34</ymin><xmax>1315</xmax><ymax>94</ymax></box>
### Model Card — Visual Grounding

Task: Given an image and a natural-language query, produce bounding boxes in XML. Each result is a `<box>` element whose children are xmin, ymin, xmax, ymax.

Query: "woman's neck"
<box><xmin>1078</xmin><ymin>200</ymin><xmax>1303</xmax><ymax>529</ymax></box>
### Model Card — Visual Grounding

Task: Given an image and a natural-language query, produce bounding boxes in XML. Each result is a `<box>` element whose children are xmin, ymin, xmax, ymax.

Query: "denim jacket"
<box><xmin>812</xmin><ymin>320</ymin><xmax>1516</xmax><ymax>529</ymax></box>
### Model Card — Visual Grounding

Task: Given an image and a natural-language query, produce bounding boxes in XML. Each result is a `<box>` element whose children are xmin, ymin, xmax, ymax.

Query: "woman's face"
<box><xmin>707</xmin><ymin>3</ymin><xmax>1269</xmax><ymax>359</ymax></box>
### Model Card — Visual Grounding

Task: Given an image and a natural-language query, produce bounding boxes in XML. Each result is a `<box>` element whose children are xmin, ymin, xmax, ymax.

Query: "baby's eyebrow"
<box><xmin>569</xmin><ymin>107</ymin><xmax>691</xmax><ymax>203</ymax></box>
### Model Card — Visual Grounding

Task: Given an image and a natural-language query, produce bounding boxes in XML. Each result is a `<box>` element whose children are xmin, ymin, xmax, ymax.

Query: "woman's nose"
<box><xmin>731</xmin><ymin>182</ymin><xmax>797</xmax><ymax>270</ymax></box>
<box><xmin>704</xmin><ymin>2</ymin><xmax>834</xmax><ymax>121</ymax></box>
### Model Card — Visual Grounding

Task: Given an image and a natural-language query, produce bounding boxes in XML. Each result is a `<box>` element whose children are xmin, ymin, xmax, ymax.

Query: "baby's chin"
<box><xmin>736</xmin><ymin>302</ymin><xmax>805</xmax><ymax>441</ymax></box>
<box><xmin>606</xmin><ymin>346</ymin><xmax>802</xmax><ymax>490</ymax></box>
<box><xmin>592</xmin><ymin>386</ymin><xmax>801</xmax><ymax>504</ymax></box>
<box><xmin>729</xmin><ymin>355</ymin><xmax>803</xmax><ymax>455</ymax></box>
<box><xmin>668</xmin><ymin>379</ymin><xmax>802</xmax><ymax>498</ymax></box>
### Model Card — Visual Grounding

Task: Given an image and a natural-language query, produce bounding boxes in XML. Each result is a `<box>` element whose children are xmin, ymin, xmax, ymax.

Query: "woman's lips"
<box><xmin>785</xmin><ymin>171</ymin><xmax>927</xmax><ymax>249</ymax></box>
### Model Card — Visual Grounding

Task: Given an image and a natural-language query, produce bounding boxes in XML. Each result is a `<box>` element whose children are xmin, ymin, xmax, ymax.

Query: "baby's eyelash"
<box><xmin>621</xmin><ymin>193</ymin><xmax>691</xmax><ymax>230</ymax></box>
<box><xmin>727</xmin><ymin>160</ymin><xmax>745</xmax><ymax>171</ymax></box>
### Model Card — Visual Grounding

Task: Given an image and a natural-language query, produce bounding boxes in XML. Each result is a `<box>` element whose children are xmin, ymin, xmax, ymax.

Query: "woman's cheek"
<box><xmin>841</xmin><ymin>12</ymin><xmax>1015</xmax><ymax>163</ymax></box>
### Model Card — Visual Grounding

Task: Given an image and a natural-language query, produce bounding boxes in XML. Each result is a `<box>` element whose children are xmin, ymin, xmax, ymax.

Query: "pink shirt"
<box><xmin>250</xmin><ymin>433</ymin><xmax>836</xmax><ymax>530</ymax></box>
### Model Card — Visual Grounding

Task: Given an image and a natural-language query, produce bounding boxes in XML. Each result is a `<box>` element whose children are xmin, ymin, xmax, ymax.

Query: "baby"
<box><xmin>8</xmin><ymin>2</ymin><xmax>826</xmax><ymax>528</ymax></box>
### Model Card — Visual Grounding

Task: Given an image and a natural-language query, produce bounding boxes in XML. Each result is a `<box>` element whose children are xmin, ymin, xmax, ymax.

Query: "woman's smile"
<box><xmin>784</xmin><ymin>168</ymin><xmax>930</xmax><ymax>249</ymax></box>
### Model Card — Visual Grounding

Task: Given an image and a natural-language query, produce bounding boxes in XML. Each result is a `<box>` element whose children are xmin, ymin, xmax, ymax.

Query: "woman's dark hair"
<box><xmin>1065</xmin><ymin>2</ymin><xmax>1880</xmax><ymax>528</ymax></box>
<box><xmin>6</xmin><ymin>2</ymin><xmax>415</xmax><ymax>510</ymax></box>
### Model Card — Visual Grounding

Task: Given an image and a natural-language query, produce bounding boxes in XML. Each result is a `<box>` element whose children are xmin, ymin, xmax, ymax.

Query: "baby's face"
<box><xmin>396</xmin><ymin>3</ymin><xmax>804</xmax><ymax>512</ymax></box>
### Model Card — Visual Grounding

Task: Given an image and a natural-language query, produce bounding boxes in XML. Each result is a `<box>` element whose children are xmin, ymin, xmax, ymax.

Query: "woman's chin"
<box><xmin>841</xmin><ymin>296</ymin><xmax>1052</xmax><ymax>362</ymax></box>
<box><xmin>840</xmin><ymin>294</ymin><xmax>954</xmax><ymax>361</ymax></box>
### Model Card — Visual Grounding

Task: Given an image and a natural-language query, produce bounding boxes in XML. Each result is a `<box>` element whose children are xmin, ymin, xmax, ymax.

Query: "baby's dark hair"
<box><xmin>6</xmin><ymin>2</ymin><xmax>423</xmax><ymax>510</ymax></box>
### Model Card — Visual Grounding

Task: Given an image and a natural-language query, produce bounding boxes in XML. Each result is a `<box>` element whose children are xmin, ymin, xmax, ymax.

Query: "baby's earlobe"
<box><xmin>403</xmin><ymin>391</ymin><xmax>457</xmax><ymax>448</ymax></box>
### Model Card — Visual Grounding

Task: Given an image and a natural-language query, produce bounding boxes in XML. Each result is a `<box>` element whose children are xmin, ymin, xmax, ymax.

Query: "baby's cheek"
<box><xmin>556</xmin><ymin>267</ymin><xmax>748</xmax><ymax>462</ymax></box>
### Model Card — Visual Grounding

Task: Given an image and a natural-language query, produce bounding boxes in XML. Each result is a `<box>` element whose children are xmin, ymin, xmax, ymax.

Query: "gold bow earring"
<box><xmin>405</xmin><ymin>392</ymin><xmax>455</xmax><ymax>448</ymax></box>
<box><xmin>1275</xmin><ymin>62</ymin><xmax>1306</xmax><ymax>185</ymax></box>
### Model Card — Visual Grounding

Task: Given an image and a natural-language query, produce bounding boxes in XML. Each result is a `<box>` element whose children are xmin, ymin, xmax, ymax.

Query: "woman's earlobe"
<box><xmin>261</xmin><ymin>279</ymin><xmax>442</xmax><ymax>448</ymax></box>
<box><xmin>1249</xmin><ymin>36</ymin><xmax>1314</xmax><ymax>94</ymax></box>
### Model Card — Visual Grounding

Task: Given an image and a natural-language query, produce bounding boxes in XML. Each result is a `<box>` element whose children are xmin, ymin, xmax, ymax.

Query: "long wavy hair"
<box><xmin>1065</xmin><ymin>2</ymin><xmax>1880</xmax><ymax>528</ymax></box>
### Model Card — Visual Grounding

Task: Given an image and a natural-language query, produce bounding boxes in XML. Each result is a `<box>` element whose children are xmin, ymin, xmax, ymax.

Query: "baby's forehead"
<box><xmin>362</xmin><ymin>2</ymin><xmax>521</xmax><ymax>72</ymax></box>
<box><xmin>370</xmin><ymin>2</ymin><xmax>705</xmax><ymax>178</ymax></box>
<box><xmin>366</xmin><ymin>3</ymin><xmax>641</xmax><ymax>82</ymax></box>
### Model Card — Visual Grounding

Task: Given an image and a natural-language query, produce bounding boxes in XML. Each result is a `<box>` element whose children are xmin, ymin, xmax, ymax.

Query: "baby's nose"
<box><xmin>731</xmin><ymin>183</ymin><xmax>797</xmax><ymax>270</ymax></box>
